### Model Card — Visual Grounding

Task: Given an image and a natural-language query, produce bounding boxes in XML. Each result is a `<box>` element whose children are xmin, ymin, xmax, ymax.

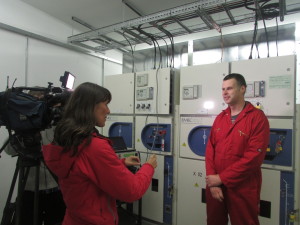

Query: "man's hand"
<box><xmin>206</xmin><ymin>174</ymin><xmax>222</xmax><ymax>187</ymax></box>
<box><xmin>210</xmin><ymin>187</ymin><xmax>224</xmax><ymax>202</ymax></box>
<box><xmin>124</xmin><ymin>156</ymin><xmax>141</xmax><ymax>167</ymax></box>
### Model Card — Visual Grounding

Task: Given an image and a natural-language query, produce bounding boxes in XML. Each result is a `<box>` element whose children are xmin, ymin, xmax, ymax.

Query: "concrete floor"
<box><xmin>118</xmin><ymin>206</ymin><xmax>158</xmax><ymax>225</ymax></box>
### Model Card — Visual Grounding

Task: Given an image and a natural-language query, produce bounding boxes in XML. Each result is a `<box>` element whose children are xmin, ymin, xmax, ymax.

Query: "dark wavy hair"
<box><xmin>53</xmin><ymin>82</ymin><xmax>111</xmax><ymax>156</ymax></box>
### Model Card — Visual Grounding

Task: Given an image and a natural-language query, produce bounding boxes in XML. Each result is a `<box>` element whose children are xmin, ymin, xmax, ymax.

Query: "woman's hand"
<box><xmin>146</xmin><ymin>154</ymin><xmax>157</xmax><ymax>169</ymax></box>
<box><xmin>124</xmin><ymin>156</ymin><xmax>141</xmax><ymax>167</ymax></box>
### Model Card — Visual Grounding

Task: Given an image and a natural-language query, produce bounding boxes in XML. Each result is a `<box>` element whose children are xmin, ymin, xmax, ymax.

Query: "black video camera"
<box><xmin>0</xmin><ymin>71</ymin><xmax>75</xmax><ymax>132</ymax></box>
<box><xmin>0</xmin><ymin>71</ymin><xmax>75</xmax><ymax>158</ymax></box>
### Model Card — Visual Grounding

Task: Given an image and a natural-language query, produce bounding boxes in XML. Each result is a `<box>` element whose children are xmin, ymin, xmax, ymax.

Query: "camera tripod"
<box><xmin>0</xmin><ymin>133</ymin><xmax>53</xmax><ymax>225</ymax></box>
<box><xmin>1</xmin><ymin>151</ymin><xmax>42</xmax><ymax>225</ymax></box>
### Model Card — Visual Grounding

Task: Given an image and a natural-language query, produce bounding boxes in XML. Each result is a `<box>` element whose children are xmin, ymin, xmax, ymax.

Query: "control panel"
<box><xmin>182</xmin><ymin>85</ymin><xmax>201</xmax><ymax>100</ymax></box>
<box><xmin>135</xmin><ymin>116</ymin><xmax>173</xmax><ymax>154</ymax></box>
<box><xmin>141</xmin><ymin>123</ymin><xmax>171</xmax><ymax>152</ymax></box>
<box><xmin>232</xmin><ymin>55</ymin><xmax>295</xmax><ymax>116</ymax></box>
<box><xmin>104</xmin><ymin>73</ymin><xmax>134</xmax><ymax>114</ymax></box>
<box><xmin>245</xmin><ymin>81</ymin><xmax>266</xmax><ymax>98</ymax></box>
<box><xmin>135</xmin><ymin>68</ymin><xmax>172</xmax><ymax>114</ymax></box>
<box><xmin>180</xmin><ymin>62</ymin><xmax>229</xmax><ymax>115</ymax></box>
<box><xmin>264</xmin><ymin>128</ymin><xmax>293</xmax><ymax>167</ymax></box>
<box><xmin>179</xmin><ymin>116</ymin><xmax>215</xmax><ymax>160</ymax></box>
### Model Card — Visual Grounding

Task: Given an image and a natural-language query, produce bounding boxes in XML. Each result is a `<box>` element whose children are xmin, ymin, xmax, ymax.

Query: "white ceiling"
<box><xmin>21</xmin><ymin>0</ymin><xmax>197</xmax><ymax>33</ymax></box>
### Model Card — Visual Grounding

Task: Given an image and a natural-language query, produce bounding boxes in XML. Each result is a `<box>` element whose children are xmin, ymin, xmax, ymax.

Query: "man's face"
<box><xmin>222</xmin><ymin>78</ymin><xmax>245</xmax><ymax>106</ymax></box>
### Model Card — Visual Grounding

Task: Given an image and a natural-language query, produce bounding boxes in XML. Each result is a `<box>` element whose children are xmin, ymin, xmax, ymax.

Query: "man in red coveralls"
<box><xmin>205</xmin><ymin>73</ymin><xmax>270</xmax><ymax>225</ymax></box>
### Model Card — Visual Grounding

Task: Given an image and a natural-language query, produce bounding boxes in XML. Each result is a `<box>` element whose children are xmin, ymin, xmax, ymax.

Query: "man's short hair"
<box><xmin>223</xmin><ymin>73</ymin><xmax>247</xmax><ymax>88</ymax></box>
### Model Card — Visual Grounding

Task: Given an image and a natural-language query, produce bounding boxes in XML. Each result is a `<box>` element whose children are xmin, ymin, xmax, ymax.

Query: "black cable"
<box><xmin>152</xmin><ymin>38</ymin><xmax>157</xmax><ymax>69</ymax></box>
<box><xmin>261</xmin><ymin>2</ymin><xmax>280</xmax><ymax>56</ymax></box>
<box><xmin>246</xmin><ymin>0</ymin><xmax>274</xmax><ymax>58</ymax></box>
<box><xmin>168</xmin><ymin>33</ymin><xmax>175</xmax><ymax>68</ymax></box>
<box><xmin>254</xmin><ymin>15</ymin><xmax>261</xmax><ymax>59</ymax></box>
<box><xmin>275</xmin><ymin>16</ymin><xmax>279</xmax><ymax>56</ymax></box>
<box><xmin>136</xmin><ymin>26</ymin><xmax>162</xmax><ymax>69</ymax></box>
<box><xmin>153</xmin><ymin>35</ymin><xmax>169</xmax><ymax>68</ymax></box>
<box><xmin>260</xmin><ymin>7</ymin><xmax>270</xmax><ymax>57</ymax></box>
<box><xmin>244</xmin><ymin>0</ymin><xmax>271</xmax><ymax>11</ymax></box>
<box><xmin>220</xmin><ymin>29</ymin><xmax>224</xmax><ymax>62</ymax></box>
<box><xmin>138</xmin><ymin>26</ymin><xmax>157</xmax><ymax>69</ymax></box>
<box><xmin>255</xmin><ymin>41</ymin><xmax>260</xmax><ymax>59</ymax></box>
<box><xmin>164</xmin><ymin>31</ymin><xmax>174</xmax><ymax>68</ymax></box>
<box><xmin>122</xmin><ymin>31</ymin><xmax>135</xmax><ymax>73</ymax></box>
<box><xmin>162</xmin><ymin>37</ymin><xmax>169</xmax><ymax>68</ymax></box>
<box><xmin>153</xmin><ymin>21</ymin><xmax>175</xmax><ymax>68</ymax></box>
<box><xmin>151</xmin><ymin>36</ymin><xmax>163</xmax><ymax>68</ymax></box>
<box><xmin>249</xmin><ymin>14</ymin><xmax>258</xmax><ymax>59</ymax></box>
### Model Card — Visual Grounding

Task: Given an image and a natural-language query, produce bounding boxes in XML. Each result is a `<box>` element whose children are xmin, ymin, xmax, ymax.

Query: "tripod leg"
<box><xmin>14</xmin><ymin>158</ymin><xmax>31</xmax><ymax>225</ymax></box>
<box><xmin>33</xmin><ymin>163</ymin><xmax>40</xmax><ymax>225</ymax></box>
<box><xmin>0</xmin><ymin>158</ymin><xmax>20</xmax><ymax>225</ymax></box>
<box><xmin>17</xmin><ymin>159</ymin><xmax>41</xmax><ymax>225</ymax></box>
<box><xmin>15</xmin><ymin>159</ymin><xmax>26</xmax><ymax>225</ymax></box>
<box><xmin>137</xmin><ymin>198</ymin><xmax>142</xmax><ymax>225</ymax></box>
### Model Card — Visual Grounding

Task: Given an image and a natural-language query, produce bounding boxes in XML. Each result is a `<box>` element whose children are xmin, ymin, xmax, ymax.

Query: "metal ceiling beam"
<box><xmin>72</xmin><ymin>16</ymin><xmax>95</xmax><ymax>30</ymax></box>
<box><xmin>68</xmin><ymin>0</ymin><xmax>229</xmax><ymax>43</ymax></box>
<box><xmin>72</xmin><ymin>16</ymin><xmax>110</xmax><ymax>45</ymax></box>
<box><xmin>122</xmin><ymin>0</ymin><xmax>144</xmax><ymax>16</ymax></box>
<box><xmin>72</xmin><ymin>16</ymin><xmax>127</xmax><ymax>51</ymax></box>
<box><xmin>72</xmin><ymin>41</ymin><xmax>128</xmax><ymax>54</ymax></box>
<box><xmin>123</xmin><ymin>28</ymin><xmax>152</xmax><ymax>45</ymax></box>
<box><xmin>95</xmin><ymin>35</ymin><xmax>127</xmax><ymax>47</ymax></box>
<box><xmin>172</xmin><ymin>17</ymin><xmax>193</xmax><ymax>33</ymax></box>
<box><xmin>115</xmin><ymin>30</ymin><xmax>143</xmax><ymax>44</ymax></box>
<box><xmin>196</xmin><ymin>7</ymin><xmax>221</xmax><ymax>33</ymax></box>
<box><xmin>71</xmin><ymin>42</ymin><xmax>104</xmax><ymax>53</ymax></box>
<box><xmin>196</xmin><ymin>8</ymin><xmax>214</xmax><ymax>29</ymax></box>
<box><xmin>122</xmin><ymin>0</ymin><xmax>155</xmax><ymax>47</ymax></box>
<box><xmin>0</xmin><ymin>21</ymin><xmax>121</xmax><ymax>63</ymax></box>
<box><xmin>222</xmin><ymin>3</ymin><xmax>236</xmax><ymax>25</ymax></box>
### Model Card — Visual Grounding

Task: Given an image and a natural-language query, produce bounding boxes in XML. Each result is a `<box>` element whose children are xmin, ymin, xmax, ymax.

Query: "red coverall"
<box><xmin>205</xmin><ymin>103</ymin><xmax>270</xmax><ymax>225</ymax></box>
<box><xmin>43</xmin><ymin>132</ymin><xmax>154</xmax><ymax>225</ymax></box>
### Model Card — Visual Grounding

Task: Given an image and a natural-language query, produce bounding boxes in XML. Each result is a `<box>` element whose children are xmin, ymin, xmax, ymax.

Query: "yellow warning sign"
<box><xmin>137</xmin><ymin>139</ymin><xmax>140</xmax><ymax>142</ymax></box>
<box><xmin>182</xmin><ymin>143</ymin><xmax>186</xmax><ymax>147</ymax></box>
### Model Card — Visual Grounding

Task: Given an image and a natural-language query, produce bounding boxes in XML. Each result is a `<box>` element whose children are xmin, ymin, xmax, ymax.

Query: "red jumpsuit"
<box><xmin>42</xmin><ymin>132</ymin><xmax>154</xmax><ymax>225</ymax></box>
<box><xmin>205</xmin><ymin>103</ymin><xmax>269</xmax><ymax>225</ymax></box>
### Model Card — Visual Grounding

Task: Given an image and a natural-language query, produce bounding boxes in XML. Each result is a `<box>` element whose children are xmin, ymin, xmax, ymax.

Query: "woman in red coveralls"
<box><xmin>43</xmin><ymin>82</ymin><xmax>157</xmax><ymax>225</ymax></box>
<box><xmin>205</xmin><ymin>73</ymin><xmax>270</xmax><ymax>225</ymax></box>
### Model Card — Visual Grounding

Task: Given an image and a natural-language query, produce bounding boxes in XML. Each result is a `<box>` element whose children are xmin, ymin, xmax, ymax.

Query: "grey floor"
<box><xmin>118</xmin><ymin>206</ymin><xmax>157</xmax><ymax>225</ymax></box>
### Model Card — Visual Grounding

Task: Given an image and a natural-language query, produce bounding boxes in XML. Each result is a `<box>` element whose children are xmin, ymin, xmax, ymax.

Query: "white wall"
<box><xmin>0</xmin><ymin>0</ymin><xmax>123</xmax><ymax>68</ymax></box>
<box><xmin>27</xmin><ymin>38</ymin><xmax>103</xmax><ymax>87</ymax></box>
<box><xmin>0</xmin><ymin>29</ymin><xmax>28</xmax><ymax>219</ymax></box>
<box><xmin>104</xmin><ymin>50</ymin><xmax>123</xmax><ymax>76</ymax></box>
<box><xmin>0</xmin><ymin>0</ymin><xmax>77</xmax><ymax>42</ymax></box>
